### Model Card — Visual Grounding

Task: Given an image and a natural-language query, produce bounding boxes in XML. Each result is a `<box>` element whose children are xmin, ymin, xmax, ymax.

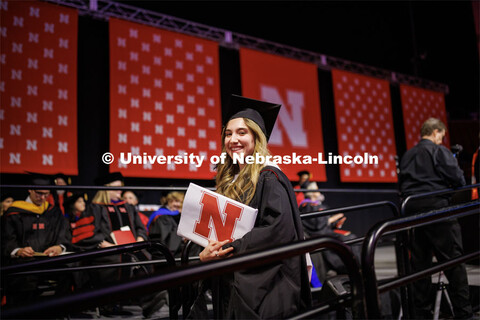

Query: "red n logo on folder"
<box><xmin>194</xmin><ymin>192</ymin><xmax>243</xmax><ymax>242</ymax></box>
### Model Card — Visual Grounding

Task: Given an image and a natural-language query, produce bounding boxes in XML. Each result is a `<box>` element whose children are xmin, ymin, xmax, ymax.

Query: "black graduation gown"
<box><xmin>69</xmin><ymin>204</ymin><xmax>107</xmax><ymax>250</ymax></box>
<box><xmin>149</xmin><ymin>214</ymin><xmax>183</xmax><ymax>258</ymax></box>
<box><xmin>224</xmin><ymin>166</ymin><xmax>312</xmax><ymax>319</ymax></box>
<box><xmin>90</xmin><ymin>202</ymin><xmax>148</xmax><ymax>243</ymax></box>
<box><xmin>1</xmin><ymin>201</ymin><xmax>72</xmax><ymax>306</ymax></box>
<box><xmin>2</xmin><ymin>201</ymin><xmax>70</xmax><ymax>258</ymax></box>
<box><xmin>69</xmin><ymin>202</ymin><xmax>149</xmax><ymax>287</ymax></box>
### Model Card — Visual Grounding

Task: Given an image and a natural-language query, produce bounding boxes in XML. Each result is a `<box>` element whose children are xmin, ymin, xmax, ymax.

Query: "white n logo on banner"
<box><xmin>260</xmin><ymin>86</ymin><xmax>307</xmax><ymax>147</ymax></box>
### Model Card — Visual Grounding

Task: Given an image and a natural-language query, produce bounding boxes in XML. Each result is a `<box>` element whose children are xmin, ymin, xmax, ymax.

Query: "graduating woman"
<box><xmin>198</xmin><ymin>95</ymin><xmax>311</xmax><ymax>319</ymax></box>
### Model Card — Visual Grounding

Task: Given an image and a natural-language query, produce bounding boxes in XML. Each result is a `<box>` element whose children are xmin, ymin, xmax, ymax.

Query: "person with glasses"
<box><xmin>1</xmin><ymin>173</ymin><xmax>71</xmax><ymax>308</ymax></box>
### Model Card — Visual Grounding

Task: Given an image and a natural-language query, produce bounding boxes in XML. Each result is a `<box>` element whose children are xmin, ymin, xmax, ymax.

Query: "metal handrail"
<box><xmin>1</xmin><ymin>241</ymin><xmax>181</xmax><ymax>319</ymax></box>
<box><xmin>2</xmin><ymin>236</ymin><xmax>367</xmax><ymax>319</ymax></box>
<box><xmin>179</xmin><ymin>201</ymin><xmax>398</xmax><ymax>317</ymax></box>
<box><xmin>295</xmin><ymin>188</ymin><xmax>398</xmax><ymax>194</ymax></box>
<box><xmin>1</xmin><ymin>241</ymin><xmax>174</xmax><ymax>274</ymax></box>
<box><xmin>362</xmin><ymin>199</ymin><xmax>480</xmax><ymax>318</ymax></box>
<box><xmin>0</xmin><ymin>184</ymin><xmax>399</xmax><ymax>194</ymax></box>
<box><xmin>180</xmin><ymin>240</ymin><xmax>201</xmax><ymax>318</ymax></box>
<box><xmin>400</xmin><ymin>183</ymin><xmax>480</xmax><ymax>216</ymax></box>
<box><xmin>378</xmin><ymin>251</ymin><xmax>479</xmax><ymax>294</ymax></box>
<box><xmin>181</xmin><ymin>200</ymin><xmax>399</xmax><ymax>261</ymax></box>
<box><xmin>6</xmin><ymin>259</ymin><xmax>175</xmax><ymax>277</ymax></box>
<box><xmin>300</xmin><ymin>199</ymin><xmax>408</xmax><ymax>319</ymax></box>
<box><xmin>299</xmin><ymin>200</ymin><xmax>400</xmax><ymax>256</ymax></box>
<box><xmin>0</xmin><ymin>184</ymin><xmax>200</xmax><ymax>191</ymax></box>
<box><xmin>300</xmin><ymin>200</ymin><xmax>399</xmax><ymax>219</ymax></box>
<box><xmin>179</xmin><ymin>200</ymin><xmax>400</xmax><ymax>317</ymax></box>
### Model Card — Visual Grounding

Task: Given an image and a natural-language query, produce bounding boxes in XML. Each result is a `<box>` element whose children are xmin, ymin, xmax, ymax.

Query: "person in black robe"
<box><xmin>299</xmin><ymin>181</ymin><xmax>361</xmax><ymax>283</ymax></box>
<box><xmin>195</xmin><ymin>95</ymin><xmax>311</xmax><ymax>319</ymax></box>
<box><xmin>1</xmin><ymin>173</ymin><xmax>72</xmax><ymax>308</ymax></box>
<box><xmin>67</xmin><ymin>173</ymin><xmax>164</xmax><ymax>317</ymax></box>
<box><xmin>148</xmin><ymin>191</ymin><xmax>185</xmax><ymax>258</ymax></box>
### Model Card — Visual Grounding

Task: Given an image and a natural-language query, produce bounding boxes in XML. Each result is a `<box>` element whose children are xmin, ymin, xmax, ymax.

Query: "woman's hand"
<box><xmin>199</xmin><ymin>239</ymin><xmax>234</xmax><ymax>262</ymax></box>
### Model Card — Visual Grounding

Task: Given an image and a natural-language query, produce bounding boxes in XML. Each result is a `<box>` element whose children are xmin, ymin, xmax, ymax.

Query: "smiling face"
<box><xmin>224</xmin><ymin>118</ymin><xmax>256</xmax><ymax>166</ymax></box>
<box><xmin>167</xmin><ymin>198</ymin><xmax>183</xmax><ymax>212</ymax></box>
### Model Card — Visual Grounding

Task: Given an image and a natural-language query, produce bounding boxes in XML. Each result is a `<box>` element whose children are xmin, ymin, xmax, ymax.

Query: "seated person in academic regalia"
<box><xmin>1</xmin><ymin>193</ymin><xmax>14</xmax><ymax>216</ymax></box>
<box><xmin>148</xmin><ymin>192</ymin><xmax>185</xmax><ymax>257</ymax></box>
<box><xmin>122</xmin><ymin>190</ymin><xmax>149</xmax><ymax>229</ymax></box>
<box><xmin>64</xmin><ymin>192</ymin><xmax>105</xmax><ymax>251</ymax></box>
<box><xmin>90</xmin><ymin>172</ymin><xmax>147</xmax><ymax>248</ymax></box>
<box><xmin>300</xmin><ymin>182</ymin><xmax>360</xmax><ymax>282</ymax></box>
<box><xmin>294</xmin><ymin>170</ymin><xmax>312</xmax><ymax>205</ymax></box>
<box><xmin>47</xmin><ymin>173</ymin><xmax>72</xmax><ymax>216</ymax></box>
<box><xmin>1</xmin><ymin>173</ymin><xmax>72</xmax><ymax>308</ymax></box>
<box><xmin>83</xmin><ymin>172</ymin><xmax>165</xmax><ymax>317</ymax></box>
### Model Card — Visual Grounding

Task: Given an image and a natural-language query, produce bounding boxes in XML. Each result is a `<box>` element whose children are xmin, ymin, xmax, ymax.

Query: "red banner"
<box><xmin>400</xmin><ymin>84</ymin><xmax>449</xmax><ymax>149</ymax></box>
<box><xmin>240</xmin><ymin>48</ymin><xmax>326</xmax><ymax>182</ymax></box>
<box><xmin>109</xmin><ymin>18</ymin><xmax>221</xmax><ymax>179</ymax></box>
<box><xmin>0</xmin><ymin>0</ymin><xmax>78</xmax><ymax>174</ymax></box>
<box><xmin>332</xmin><ymin>69</ymin><xmax>397</xmax><ymax>183</ymax></box>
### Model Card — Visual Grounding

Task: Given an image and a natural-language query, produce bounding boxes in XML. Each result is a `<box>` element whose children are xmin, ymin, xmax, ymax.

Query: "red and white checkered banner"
<box><xmin>332</xmin><ymin>69</ymin><xmax>397</xmax><ymax>183</ymax></box>
<box><xmin>240</xmin><ymin>48</ymin><xmax>327</xmax><ymax>182</ymax></box>
<box><xmin>0</xmin><ymin>0</ymin><xmax>78</xmax><ymax>175</ymax></box>
<box><xmin>400</xmin><ymin>84</ymin><xmax>449</xmax><ymax>149</ymax></box>
<box><xmin>109</xmin><ymin>18</ymin><xmax>221</xmax><ymax>179</ymax></box>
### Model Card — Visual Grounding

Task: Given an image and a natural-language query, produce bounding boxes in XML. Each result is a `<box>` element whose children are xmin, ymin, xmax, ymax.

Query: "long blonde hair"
<box><xmin>216</xmin><ymin>118</ymin><xmax>270</xmax><ymax>205</ymax></box>
<box><xmin>92</xmin><ymin>181</ymin><xmax>124</xmax><ymax>204</ymax></box>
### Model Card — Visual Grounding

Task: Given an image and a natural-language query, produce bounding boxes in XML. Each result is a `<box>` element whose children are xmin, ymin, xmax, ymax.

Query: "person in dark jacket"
<box><xmin>400</xmin><ymin>117</ymin><xmax>472</xmax><ymax>319</ymax></box>
<box><xmin>196</xmin><ymin>95</ymin><xmax>311</xmax><ymax>319</ymax></box>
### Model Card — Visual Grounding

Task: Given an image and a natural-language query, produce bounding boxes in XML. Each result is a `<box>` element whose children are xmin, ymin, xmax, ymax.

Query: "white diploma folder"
<box><xmin>177</xmin><ymin>183</ymin><xmax>258</xmax><ymax>247</ymax></box>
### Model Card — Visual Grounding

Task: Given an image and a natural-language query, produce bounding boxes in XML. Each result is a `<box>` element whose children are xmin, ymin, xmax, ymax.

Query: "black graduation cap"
<box><xmin>223</xmin><ymin>94</ymin><xmax>281</xmax><ymax>141</ymax></box>
<box><xmin>25</xmin><ymin>171</ymin><xmax>52</xmax><ymax>186</ymax></box>
<box><xmin>53</xmin><ymin>173</ymin><xmax>71</xmax><ymax>185</ymax></box>
<box><xmin>95</xmin><ymin>172</ymin><xmax>124</xmax><ymax>186</ymax></box>
<box><xmin>63</xmin><ymin>192</ymin><xmax>88</xmax><ymax>213</ymax></box>
<box><xmin>1</xmin><ymin>193</ymin><xmax>14</xmax><ymax>202</ymax></box>
<box><xmin>297</xmin><ymin>170</ymin><xmax>311</xmax><ymax>177</ymax></box>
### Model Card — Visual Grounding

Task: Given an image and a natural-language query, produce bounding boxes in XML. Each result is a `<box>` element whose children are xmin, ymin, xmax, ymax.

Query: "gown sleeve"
<box><xmin>227</xmin><ymin>169</ymin><xmax>299</xmax><ymax>254</ymax></box>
